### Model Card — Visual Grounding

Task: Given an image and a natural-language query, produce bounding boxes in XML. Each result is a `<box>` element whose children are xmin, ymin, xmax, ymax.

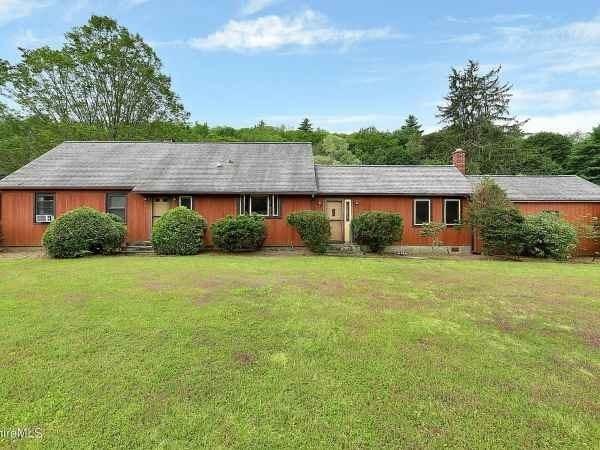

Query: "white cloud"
<box><xmin>189</xmin><ymin>9</ymin><xmax>401</xmax><ymax>52</ymax></box>
<box><xmin>511</xmin><ymin>89</ymin><xmax>578</xmax><ymax>111</ymax></box>
<box><xmin>241</xmin><ymin>0</ymin><xmax>277</xmax><ymax>16</ymax></box>
<box><xmin>522</xmin><ymin>110</ymin><xmax>600</xmax><ymax>134</ymax></box>
<box><xmin>446</xmin><ymin>14</ymin><xmax>533</xmax><ymax>24</ymax></box>
<box><xmin>436</xmin><ymin>33</ymin><xmax>482</xmax><ymax>45</ymax></box>
<box><xmin>0</xmin><ymin>0</ymin><xmax>50</xmax><ymax>26</ymax></box>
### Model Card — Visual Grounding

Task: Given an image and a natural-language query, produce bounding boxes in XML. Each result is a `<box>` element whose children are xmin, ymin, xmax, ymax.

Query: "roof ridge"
<box><xmin>315</xmin><ymin>164</ymin><xmax>455</xmax><ymax>168</ymax></box>
<box><xmin>469</xmin><ymin>174</ymin><xmax>581</xmax><ymax>178</ymax></box>
<box><xmin>62</xmin><ymin>140</ymin><xmax>313</xmax><ymax>144</ymax></box>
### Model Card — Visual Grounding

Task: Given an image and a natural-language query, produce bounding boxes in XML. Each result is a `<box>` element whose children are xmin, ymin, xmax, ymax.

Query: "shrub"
<box><xmin>419</xmin><ymin>222</ymin><xmax>446</xmax><ymax>253</ymax></box>
<box><xmin>351</xmin><ymin>211</ymin><xmax>403</xmax><ymax>253</ymax></box>
<box><xmin>151</xmin><ymin>207</ymin><xmax>207</xmax><ymax>255</ymax></box>
<box><xmin>42</xmin><ymin>207</ymin><xmax>127</xmax><ymax>258</ymax></box>
<box><xmin>211</xmin><ymin>214</ymin><xmax>266</xmax><ymax>252</ymax></box>
<box><xmin>477</xmin><ymin>207</ymin><xmax>526</xmax><ymax>257</ymax></box>
<box><xmin>522</xmin><ymin>212</ymin><xmax>578</xmax><ymax>260</ymax></box>
<box><xmin>287</xmin><ymin>211</ymin><xmax>330</xmax><ymax>253</ymax></box>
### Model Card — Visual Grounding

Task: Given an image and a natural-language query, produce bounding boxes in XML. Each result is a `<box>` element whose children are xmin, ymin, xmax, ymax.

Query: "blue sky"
<box><xmin>1</xmin><ymin>0</ymin><xmax>600</xmax><ymax>134</ymax></box>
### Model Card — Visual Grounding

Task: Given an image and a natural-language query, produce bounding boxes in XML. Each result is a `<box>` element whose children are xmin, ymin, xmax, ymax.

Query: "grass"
<box><xmin>0</xmin><ymin>255</ymin><xmax>599</xmax><ymax>449</ymax></box>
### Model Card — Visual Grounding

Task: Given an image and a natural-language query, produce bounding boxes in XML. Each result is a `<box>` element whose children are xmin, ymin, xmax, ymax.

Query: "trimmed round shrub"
<box><xmin>151</xmin><ymin>207</ymin><xmax>207</xmax><ymax>255</ymax></box>
<box><xmin>287</xmin><ymin>211</ymin><xmax>330</xmax><ymax>253</ymax></box>
<box><xmin>522</xmin><ymin>212</ymin><xmax>578</xmax><ymax>260</ymax></box>
<box><xmin>42</xmin><ymin>207</ymin><xmax>127</xmax><ymax>258</ymax></box>
<box><xmin>351</xmin><ymin>211</ymin><xmax>403</xmax><ymax>253</ymax></box>
<box><xmin>211</xmin><ymin>215</ymin><xmax>266</xmax><ymax>252</ymax></box>
<box><xmin>477</xmin><ymin>207</ymin><xmax>526</xmax><ymax>257</ymax></box>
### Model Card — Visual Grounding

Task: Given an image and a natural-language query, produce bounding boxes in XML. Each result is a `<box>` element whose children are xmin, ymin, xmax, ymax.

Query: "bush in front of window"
<box><xmin>151</xmin><ymin>207</ymin><xmax>208</xmax><ymax>255</ymax></box>
<box><xmin>287</xmin><ymin>211</ymin><xmax>331</xmax><ymax>253</ymax></box>
<box><xmin>211</xmin><ymin>215</ymin><xmax>266</xmax><ymax>252</ymax></box>
<box><xmin>351</xmin><ymin>211</ymin><xmax>403</xmax><ymax>253</ymax></box>
<box><xmin>42</xmin><ymin>207</ymin><xmax>127</xmax><ymax>258</ymax></box>
<box><xmin>522</xmin><ymin>212</ymin><xmax>578</xmax><ymax>260</ymax></box>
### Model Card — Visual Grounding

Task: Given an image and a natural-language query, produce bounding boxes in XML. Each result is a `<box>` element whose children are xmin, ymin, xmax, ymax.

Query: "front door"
<box><xmin>326</xmin><ymin>199</ymin><xmax>344</xmax><ymax>242</ymax></box>
<box><xmin>152</xmin><ymin>197</ymin><xmax>171</xmax><ymax>226</ymax></box>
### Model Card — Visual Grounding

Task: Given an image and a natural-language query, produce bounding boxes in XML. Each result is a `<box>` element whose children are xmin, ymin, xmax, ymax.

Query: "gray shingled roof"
<box><xmin>0</xmin><ymin>141</ymin><xmax>318</xmax><ymax>194</ymax></box>
<box><xmin>467</xmin><ymin>175</ymin><xmax>600</xmax><ymax>201</ymax></box>
<box><xmin>316</xmin><ymin>165</ymin><xmax>472</xmax><ymax>195</ymax></box>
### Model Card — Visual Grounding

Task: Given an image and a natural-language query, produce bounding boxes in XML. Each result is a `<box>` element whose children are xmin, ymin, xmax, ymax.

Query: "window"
<box><xmin>179</xmin><ymin>196</ymin><xmax>193</xmax><ymax>209</ymax></box>
<box><xmin>106</xmin><ymin>193</ymin><xmax>127</xmax><ymax>223</ymax></box>
<box><xmin>239</xmin><ymin>194</ymin><xmax>280</xmax><ymax>217</ymax></box>
<box><xmin>444</xmin><ymin>199</ymin><xmax>461</xmax><ymax>225</ymax></box>
<box><xmin>35</xmin><ymin>193</ymin><xmax>55</xmax><ymax>223</ymax></box>
<box><xmin>414</xmin><ymin>199</ymin><xmax>431</xmax><ymax>225</ymax></box>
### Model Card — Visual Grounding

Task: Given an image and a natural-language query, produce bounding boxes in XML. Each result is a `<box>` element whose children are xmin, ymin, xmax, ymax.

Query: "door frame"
<box><xmin>324</xmin><ymin>198</ymin><xmax>352</xmax><ymax>243</ymax></box>
<box><xmin>149</xmin><ymin>196</ymin><xmax>173</xmax><ymax>238</ymax></box>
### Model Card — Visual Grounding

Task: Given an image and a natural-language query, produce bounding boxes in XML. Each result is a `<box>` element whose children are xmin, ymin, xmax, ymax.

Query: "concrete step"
<box><xmin>326</xmin><ymin>243</ymin><xmax>364</xmax><ymax>256</ymax></box>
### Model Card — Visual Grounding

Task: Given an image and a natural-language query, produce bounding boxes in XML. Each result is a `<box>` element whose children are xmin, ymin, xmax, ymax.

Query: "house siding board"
<box><xmin>515</xmin><ymin>201</ymin><xmax>600</xmax><ymax>255</ymax></box>
<box><xmin>318</xmin><ymin>195</ymin><xmax>471</xmax><ymax>246</ymax></box>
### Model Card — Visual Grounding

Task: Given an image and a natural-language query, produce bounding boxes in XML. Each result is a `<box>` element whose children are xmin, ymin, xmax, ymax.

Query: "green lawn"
<box><xmin>1</xmin><ymin>255</ymin><xmax>599</xmax><ymax>449</ymax></box>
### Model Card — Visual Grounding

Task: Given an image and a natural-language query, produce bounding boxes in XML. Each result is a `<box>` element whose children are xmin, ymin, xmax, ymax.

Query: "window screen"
<box><xmin>444</xmin><ymin>199</ymin><xmax>461</xmax><ymax>225</ymax></box>
<box><xmin>107</xmin><ymin>193</ymin><xmax>127</xmax><ymax>223</ymax></box>
<box><xmin>35</xmin><ymin>193</ymin><xmax>55</xmax><ymax>221</ymax></box>
<box><xmin>179</xmin><ymin>196</ymin><xmax>193</xmax><ymax>209</ymax></box>
<box><xmin>414</xmin><ymin>200</ymin><xmax>430</xmax><ymax>225</ymax></box>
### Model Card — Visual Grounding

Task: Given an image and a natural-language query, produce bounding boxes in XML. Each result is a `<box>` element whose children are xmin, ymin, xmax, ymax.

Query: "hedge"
<box><xmin>477</xmin><ymin>207</ymin><xmax>526</xmax><ymax>257</ymax></box>
<box><xmin>211</xmin><ymin>215</ymin><xmax>266</xmax><ymax>252</ymax></box>
<box><xmin>522</xmin><ymin>212</ymin><xmax>578</xmax><ymax>260</ymax></box>
<box><xmin>42</xmin><ymin>207</ymin><xmax>127</xmax><ymax>258</ymax></box>
<box><xmin>151</xmin><ymin>207</ymin><xmax>208</xmax><ymax>255</ymax></box>
<box><xmin>287</xmin><ymin>211</ymin><xmax>330</xmax><ymax>253</ymax></box>
<box><xmin>351</xmin><ymin>211</ymin><xmax>403</xmax><ymax>253</ymax></box>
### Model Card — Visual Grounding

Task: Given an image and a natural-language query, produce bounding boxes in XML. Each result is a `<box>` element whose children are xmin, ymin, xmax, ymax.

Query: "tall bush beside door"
<box><xmin>287</xmin><ymin>211</ymin><xmax>331</xmax><ymax>253</ymax></box>
<box><xmin>151</xmin><ymin>207</ymin><xmax>208</xmax><ymax>255</ymax></box>
<box><xmin>351</xmin><ymin>211</ymin><xmax>403</xmax><ymax>253</ymax></box>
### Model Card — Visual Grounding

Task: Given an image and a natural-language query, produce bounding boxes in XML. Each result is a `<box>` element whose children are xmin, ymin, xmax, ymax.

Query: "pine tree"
<box><xmin>298</xmin><ymin>118</ymin><xmax>313</xmax><ymax>132</ymax></box>
<box><xmin>438</xmin><ymin>61</ymin><xmax>516</xmax><ymax>140</ymax></box>
<box><xmin>401</xmin><ymin>114</ymin><xmax>423</xmax><ymax>135</ymax></box>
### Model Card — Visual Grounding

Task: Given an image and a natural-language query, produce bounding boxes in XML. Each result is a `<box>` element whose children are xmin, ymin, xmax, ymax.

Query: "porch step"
<box><xmin>125</xmin><ymin>241</ymin><xmax>155</xmax><ymax>255</ymax></box>
<box><xmin>326</xmin><ymin>243</ymin><xmax>364</xmax><ymax>256</ymax></box>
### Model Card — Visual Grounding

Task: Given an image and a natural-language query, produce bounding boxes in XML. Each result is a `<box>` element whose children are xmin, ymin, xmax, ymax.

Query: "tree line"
<box><xmin>0</xmin><ymin>16</ymin><xmax>598</xmax><ymax>184</ymax></box>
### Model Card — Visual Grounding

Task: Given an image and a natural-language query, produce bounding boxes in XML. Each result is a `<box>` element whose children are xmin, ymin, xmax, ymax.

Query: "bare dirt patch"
<box><xmin>580</xmin><ymin>329</ymin><xmax>600</xmax><ymax>348</ymax></box>
<box><xmin>233</xmin><ymin>351</ymin><xmax>256</xmax><ymax>366</ymax></box>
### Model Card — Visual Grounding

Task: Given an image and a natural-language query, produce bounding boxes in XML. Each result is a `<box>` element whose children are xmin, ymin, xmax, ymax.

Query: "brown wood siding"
<box><xmin>0</xmin><ymin>190</ymin><xmax>150</xmax><ymax>246</ymax></box>
<box><xmin>473</xmin><ymin>202</ymin><xmax>600</xmax><ymax>255</ymax></box>
<box><xmin>324</xmin><ymin>196</ymin><xmax>472</xmax><ymax>246</ymax></box>
<box><xmin>515</xmin><ymin>202</ymin><xmax>600</xmax><ymax>255</ymax></box>
<box><xmin>193</xmin><ymin>195</ymin><xmax>313</xmax><ymax>246</ymax></box>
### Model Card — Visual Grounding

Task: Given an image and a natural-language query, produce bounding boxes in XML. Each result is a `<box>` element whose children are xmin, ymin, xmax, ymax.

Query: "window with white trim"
<box><xmin>179</xmin><ymin>196</ymin><xmax>193</xmax><ymax>209</ymax></box>
<box><xmin>414</xmin><ymin>199</ymin><xmax>431</xmax><ymax>225</ymax></box>
<box><xmin>35</xmin><ymin>193</ymin><xmax>55</xmax><ymax>223</ymax></box>
<box><xmin>239</xmin><ymin>194</ymin><xmax>280</xmax><ymax>217</ymax></box>
<box><xmin>444</xmin><ymin>199</ymin><xmax>461</xmax><ymax>225</ymax></box>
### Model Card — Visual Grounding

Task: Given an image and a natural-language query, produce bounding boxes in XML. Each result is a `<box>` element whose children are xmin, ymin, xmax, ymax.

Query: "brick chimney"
<box><xmin>452</xmin><ymin>148</ymin><xmax>466</xmax><ymax>175</ymax></box>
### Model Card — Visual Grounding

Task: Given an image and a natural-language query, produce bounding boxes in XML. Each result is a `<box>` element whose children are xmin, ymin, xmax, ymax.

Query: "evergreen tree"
<box><xmin>298</xmin><ymin>118</ymin><xmax>313</xmax><ymax>132</ymax></box>
<box><xmin>401</xmin><ymin>114</ymin><xmax>423</xmax><ymax>135</ymax></box>
<box><xmin>568</xmin><ymin>126</ymin><xmax>600</xmax><ymax>185</ymax></box>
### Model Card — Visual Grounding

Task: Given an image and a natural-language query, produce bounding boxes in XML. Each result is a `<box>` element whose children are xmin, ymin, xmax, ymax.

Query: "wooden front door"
<box><xmin>326</xmin><ymin>199</ymin><xmax>344</xmax><ymax>242</ymax></box>
<box><xmin>152</xmin><ymin>197</ymin><xmax>171</xmax><ymax>226</ymax></box>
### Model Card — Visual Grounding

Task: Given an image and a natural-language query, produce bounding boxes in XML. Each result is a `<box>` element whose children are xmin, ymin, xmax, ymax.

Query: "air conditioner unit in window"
<box><xmin>36</xmin><ymin>215</ymin><xmax>54</xmax><ymax>223</ymax></box>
